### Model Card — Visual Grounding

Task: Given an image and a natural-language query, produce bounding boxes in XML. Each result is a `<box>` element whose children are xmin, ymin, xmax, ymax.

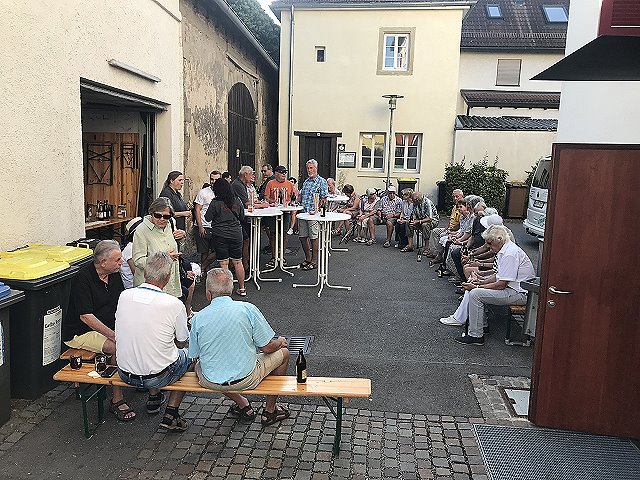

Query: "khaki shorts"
<box><xmin>64</xmin><ymin>331</ymin><xmax>108</xmax><ymax>353</ymax></box>
<box><xmin>298</xmin><ymin>219</ymin><xmax>319</xmax><ymax>240</ymax></box>
<box><xmin>195</xmin><ymin>348</ymin><xmax>285</xmax><ymax>391</ymax></box>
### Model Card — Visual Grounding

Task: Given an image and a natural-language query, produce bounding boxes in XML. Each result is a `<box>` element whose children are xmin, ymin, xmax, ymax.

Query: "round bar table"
<box><xmin>293</xmin><ymin>211</ymin><xmax>351</xmax><ymax>297</ymax></box>
<box><xmin>265</xmin><ymin>205</ymin><xmax>303</xmax><ymax>277</ymax></box>
<box><xmin>326</xmin><ymin>195</ymin><xmax>350</xmax><ymax>252</ymax></box>
<box><xmin>245</xmin><ymin>207</ymin><xmax>282</xmax><ymax>290</ymax></box>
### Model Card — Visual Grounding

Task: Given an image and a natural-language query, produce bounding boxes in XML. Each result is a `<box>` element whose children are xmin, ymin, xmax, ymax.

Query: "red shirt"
<box><xmin>264</xmin><ymin>179</ymin><xmax>295</xmax><ymax>203</ymax></box>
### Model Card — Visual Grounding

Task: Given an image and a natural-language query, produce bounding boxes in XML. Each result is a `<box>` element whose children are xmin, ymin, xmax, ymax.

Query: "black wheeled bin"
<box><xmin>436</xmin><ymin>180</ymin><xmax>447</xmax><ymax>211</ymax></box>
<box><xmin>0</xmin><ymin>253</ymin><xmax>80</xmax><ymax>399</ymax></box>
<box><xmin>397</xmin><ymin>177</ymin><xmax>417</xmax><ymax>193</ymax></box>
<box><xmin>0</xmin><ymin>285</ymin><xmax>25</xmax><ymax>426</ymax></box>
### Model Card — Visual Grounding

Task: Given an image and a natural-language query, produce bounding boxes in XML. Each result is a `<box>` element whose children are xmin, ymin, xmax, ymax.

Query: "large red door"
<box><xmin>529</xmin><ymin>144</ymin><xmax>640</xmax><ymax>438</ymax></box>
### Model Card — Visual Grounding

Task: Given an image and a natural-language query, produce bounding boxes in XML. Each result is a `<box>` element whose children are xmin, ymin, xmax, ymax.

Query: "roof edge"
<box><xmin>271</xmin><ymin>1</ymin><xmax>475</xmax><ymax>13</ymax></box>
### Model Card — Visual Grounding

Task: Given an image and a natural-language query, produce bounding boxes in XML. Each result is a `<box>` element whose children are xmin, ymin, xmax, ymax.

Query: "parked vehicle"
<box><xmin>523</xmin><ymin>156</ymin><xmax>551</xmax><ymax>237</ymax></box>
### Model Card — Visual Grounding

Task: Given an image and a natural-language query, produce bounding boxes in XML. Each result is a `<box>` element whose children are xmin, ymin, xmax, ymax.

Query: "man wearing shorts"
<box><xmin>376</xmin><ymin>185</ymin><xmax>403</xmax><ymax>248</ymax></box>
<box><xmin>297</xmin><ymin>159</ymin><xmax>328</xmax><ymax>270</ymax></box>
<box><xmin>194</xmin><ymin>170</ymin><xmax>221</xmax><ymax>274</ymax></box>
<box><xmin>62</xmin><ymin>240</ymin><xmax>135</xmax><ymax>421</ymax></box>
<box><xmin>116</xmin><ymin>252</ymin><xmax>192</xmax><ymax>431</ymax></box>
<box><xmin>189</xmin><ymin>268</ymin><xmax>291</xmax><ymax>426</ymax></box>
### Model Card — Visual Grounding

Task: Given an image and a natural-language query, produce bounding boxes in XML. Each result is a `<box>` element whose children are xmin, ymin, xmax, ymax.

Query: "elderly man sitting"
<box><xmin>440</xmin><ymin>225</ymin><xmax>535</xmax><ymax>346</ymax></box>
<box><xmin>375</xmin><ymin>185</ymin><xmax>403</xmax><ymax>248</ymax></box>
<box><xmin>403</xmin><ymin>192</ymin><xmax>439</xmax><ymax>255</ymax></box>
<box><xmin>115</xmin><ymin>252</ymin><xmax>192</xmax><ymax>431</ymax></box>
<box><xmin>189</xmin><ymin>268</ymin><xmax>291</xmax><ymax>426</ymax></box>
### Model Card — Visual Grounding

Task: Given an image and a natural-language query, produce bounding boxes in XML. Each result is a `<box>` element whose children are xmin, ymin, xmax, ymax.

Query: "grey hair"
<box><xmin>465</xmin><ymin>195</ymin><xmax>484</xmax><ymax>209</ymax></box>
<box><xmin>453</xmin><ymin>188</ymin><xmax>463</xmax><ymax>195</ymax></box>
<box><xmin>262</xmin><ymin>164</ymin><xmax>273</xmax><ymax>171</ymax></box>
<box><xmin>401</xmin><ymin>188</ymin><xmax>414</xmax><ymax>197</ymax></box>
<box><xmin>144</xmin><ymin>252</ymin><xmax>173</xmax><ymax>284</ymax></box>
<box><xmin>327</xmin><ymin>178</ymin><xmax>335</xmax><ymax>184</ymax></box>
<box><xmin>149</xmin><ymin>196</ymin><xmax>174</xmax><ymax>215</ymax></box>
<box><xmin>411</xmin><ymin>191</ymin><xmax>424</xmax><ymax>201</ymax></box>
<box><xmin>473</xmin><ymin>202</ymin><xmax>487</xmax><ymax>211</ymax></box>
<box><xmin>93</xmin><ymin>240</ymin><xmax>121</xmax><ymax>264</ymax></box>
<box><xmin>206</xmin><ymin>268</ymin><xmax>234</xmax><ymax>298</ymax></box>
<box><xmin>484</xmin><ymin>207</ymin><xmax>498</xmax><ymax>216</ymax></box>
<box><xmin>482</xmin><ymin>225</ymin><xmax>511</xmax><ymax>245</ymax></box>
<box><xmin>306</xmin><ymin>159</ymin><xmax>318</xmax><ymax>167</ymax></box>
<box><xmin>239</xmin><ymin>165</ymin><xmax>253</xmax><ymax>176</ymax></box>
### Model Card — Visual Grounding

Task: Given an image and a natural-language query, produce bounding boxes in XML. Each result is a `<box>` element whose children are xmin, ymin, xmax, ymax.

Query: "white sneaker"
<box><xmin>439</xmin><ymin>315</ymin><xmax>465</xmax><ymax>326</ymax></box>
<box><xmin>287</xmin><ymin>228</ymin><xmax>293</xmax><ymax>235</ymax></box>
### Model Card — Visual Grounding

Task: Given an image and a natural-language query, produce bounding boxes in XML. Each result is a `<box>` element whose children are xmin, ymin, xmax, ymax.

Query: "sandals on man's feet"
<box><xmin>400</xmin><ymin>246</ymin><xmax>414</xmax><ymax>252</ymax></box>
<box><xmin>110</xmin><ymin>399</ymin><xmax>136</xmax><ymax>422</ymax></box>
<box><xmin>261</xmin><ymin>406</ymin><xmax>290</xmax><ymax>427</ymax></box>
<box><xmin>146</xmin><ymin>392</ymin><xmax>166</xmax><ymax>414</ymax></box>
<box><xmin>159</xmin><ymin>413</ymin><xmax>188</xmax><ymax>432</ymax></box>
<box><xmin>236</xmin><ymin>288</ymin><xmax>247</xmax><ymax>297</ymax></box>
<box><xmin>300</xmin><ymin>262</ymin><xmax>317</xmax><ymax>271</ymax></box>
<box><xmin>265</xmin><ymin>258</ymin><xmax>276</xmax><ymax>269</ymax></box>
<box><xmin>229</xmin><ymin>402</ymin><xmax>256</xmax><ymax>422</ymax></box>
<box><xmin>366</xmin><ymin>239</ymin><xmax>375</xmax><ymax>246</ymax></box>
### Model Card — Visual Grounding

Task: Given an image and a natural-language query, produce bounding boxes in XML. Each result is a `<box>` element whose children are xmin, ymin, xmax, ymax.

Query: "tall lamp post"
<box><xmin>382</xmin><ymin>94</ymin><xmax>403</xmax><ymax>191</ymax></box>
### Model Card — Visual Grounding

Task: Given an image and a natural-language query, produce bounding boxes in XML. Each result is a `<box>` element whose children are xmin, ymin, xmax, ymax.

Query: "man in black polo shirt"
<box><xmin>62</xmin><ymin>240</ymin><xmax>136</xmax><ymax>421</ymax></box>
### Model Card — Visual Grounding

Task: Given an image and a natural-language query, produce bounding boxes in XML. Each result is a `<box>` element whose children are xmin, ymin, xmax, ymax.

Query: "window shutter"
<box><xmin>599</xmin><ymin>0</ymin><xmax>640</xmax><ymax>36</ymax></box>
<box><xmin>496</xmin><ymin>59</ymin><xmax>521</xmax><ymax>86</ymax></box>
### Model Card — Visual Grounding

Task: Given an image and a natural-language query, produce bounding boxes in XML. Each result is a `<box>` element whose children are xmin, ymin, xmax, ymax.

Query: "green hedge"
<box><xmin>443</xmin><ymin>157</ymin><xmax>508</xmax><ymax>213</ymax></box>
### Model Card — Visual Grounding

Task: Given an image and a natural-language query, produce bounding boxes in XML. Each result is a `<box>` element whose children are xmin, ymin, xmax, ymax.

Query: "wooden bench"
<box><xmin>54</xmin><ymin>364</ymin><xmax>371</xmax><ymax>453</ymax></box>
<box><xmin>505</xmin><ymin>305</ymin><xmax>532</xmax><ymax>347</ymax></box>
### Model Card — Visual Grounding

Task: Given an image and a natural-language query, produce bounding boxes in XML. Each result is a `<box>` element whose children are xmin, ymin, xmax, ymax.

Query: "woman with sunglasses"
<box><xmin>132</xmin><ymin>197</ymin><xmax>183</xmax><ymax>298</ymax></box>
<box><xmin>159</xmin><ymin>171</ymin><xmax>191</xmax><ymax>234</ymax></box>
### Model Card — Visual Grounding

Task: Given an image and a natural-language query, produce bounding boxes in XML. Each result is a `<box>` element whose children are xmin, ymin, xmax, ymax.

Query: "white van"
<box><xmin>523</xmin><ymin>156</ymin><xmax>551</xmax><ymax>237</ymax></box>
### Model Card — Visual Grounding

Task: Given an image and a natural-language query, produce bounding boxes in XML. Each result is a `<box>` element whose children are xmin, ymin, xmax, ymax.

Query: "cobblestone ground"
<box><xmin>0</xmin><ymin>376</ymin><xmax>538</xmax><ymax>479</ymax></box>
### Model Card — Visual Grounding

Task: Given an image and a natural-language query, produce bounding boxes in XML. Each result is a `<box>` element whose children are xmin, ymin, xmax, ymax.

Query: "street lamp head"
<box><xmin>382</xmin><ymin>94</ymin><xmax>404</xmax><ymax>110</ymax></box>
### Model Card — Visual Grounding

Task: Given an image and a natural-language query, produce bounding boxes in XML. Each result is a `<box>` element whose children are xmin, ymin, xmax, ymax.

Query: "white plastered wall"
<box><xmin>557</xmin><ymin>0</ymin><xmax>640</xmax><ymax>144</ymax></box>
<box><xmin>0</xmin><ymin>0</ymin><xmax>183</xmax><ymax>250</ymax></box>
<box><xmin>278</xmin><ymin>6</ymin><xmax>467</xmax><ymax>198</ymax></box>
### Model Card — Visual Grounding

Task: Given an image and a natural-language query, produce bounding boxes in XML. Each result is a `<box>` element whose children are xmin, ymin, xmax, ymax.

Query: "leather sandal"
<box><xmin>229</xmin><ymin>401</ymin><xmax>256</xmax><ymax>422</ymax></box>
<box><xmin>261</xmin><ymin>406</ymin><xmax>290</xmax><ymax>427</ymax></box>
<box><xmin>159</xmin><ymin>413</ymin><xmax>188</xmax><ymax>432</ymax></box>
<box><xmin>146</xmin><ymin>392</ymin><xmax>166</xmax><ymax>414</ymax></box>
<box><xmin>110</xmin><ymin>399</ymin><xmax>136</xmax><ymax>422</ymax></box>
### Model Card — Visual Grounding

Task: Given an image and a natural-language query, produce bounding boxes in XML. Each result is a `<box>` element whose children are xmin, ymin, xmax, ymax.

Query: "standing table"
<box><xmin>293</xmin><ymin>212</ymin><xmax>351</xmax><ymax>297</ymax></box>
<box><xmin>245</xmin><ymin>208</ymin><xmax>282</xmax><ymax>290</ymax></box>
<box><xmin>267</xmin><ymin>205</ymin><xmax>303</xmax><ymax>277</ymax></box>
<box><xmin>326</xmin><ymin>195</ymin><xmax>350</xmax><ymax>252</ymax></box>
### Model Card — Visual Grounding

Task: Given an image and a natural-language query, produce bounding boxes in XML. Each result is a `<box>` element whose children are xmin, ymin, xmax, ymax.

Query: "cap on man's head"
<box><xmin>387</xmin><ymin>185</ymin><xmax>396</xmax><ymax>193</ymax></box>
<box><xmin>366</xmin><ymin>188</ymin><xmax>377</xmax><ymax>196</ymax></box>
<box><xmin>480</xmin><ymin>214</ymin><xmax>503</xmax><ymax>229</ymax></box>
<box><xmin>125</xmin><ymin>217</ymin><xmax>143</xmax><ymax>235</ymax></box>
<box><xmin>275</xmin><ymin>165</ymin><xmax>288</xmax><ymax>173</ymax></box>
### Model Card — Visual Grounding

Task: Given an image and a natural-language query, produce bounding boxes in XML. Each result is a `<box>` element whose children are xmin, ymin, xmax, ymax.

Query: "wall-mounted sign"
<box><xmin>338</xmin><ymin>151</ymin><xmax>356</xmax><ymax>168</ymax></box>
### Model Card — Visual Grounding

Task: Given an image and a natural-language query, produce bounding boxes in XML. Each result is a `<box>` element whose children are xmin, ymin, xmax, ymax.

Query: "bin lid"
<box><xmin>0</xmin><ymin>255</ymin><xmax>70</xmax><ymax>280</ymax></box>
<box><xmin>397</xmin><ymin>177</ymin><xmax>417</xmax><ymax>182</ymax></box>
<box><xmin>0</xmin><ymin>282</ymin><xmax>9</xmax><ymax>299</ymax></box>
<box><xmin>0</xmin><ymin>286</ymin><xmax>25</xmax><ymax>308</ymax></box>
<box><xmin>2</xmin><ymin>244</ymin><xmax>93</xmax><ymax>263</ymax></box>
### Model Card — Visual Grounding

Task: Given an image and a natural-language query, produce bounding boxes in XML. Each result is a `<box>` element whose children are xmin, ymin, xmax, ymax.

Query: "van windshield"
<box><xmin>533</xmin><ymin>158</ymin><xmax>551</xmax><ymax>189</ymax></box>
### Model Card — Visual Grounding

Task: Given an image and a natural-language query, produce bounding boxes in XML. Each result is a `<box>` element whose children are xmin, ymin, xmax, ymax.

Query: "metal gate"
<box><xmin>227</xmin><ymin>83</ymin><xmax>256</xmax><ymax>176</ymax></box>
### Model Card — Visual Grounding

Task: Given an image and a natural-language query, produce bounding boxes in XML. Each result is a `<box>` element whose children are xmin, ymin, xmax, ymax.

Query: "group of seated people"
<box><xmin>62</xmin><ymin>241</ymin><xmax>291</xmax><ymax>430</ymax></box>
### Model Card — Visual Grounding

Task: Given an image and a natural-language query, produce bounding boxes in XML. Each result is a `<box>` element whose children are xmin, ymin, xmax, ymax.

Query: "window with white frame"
<box><xmin>542</xmin><ymin>5</ymin><xmax>568</xmax><ymax>23</ymax></box>
<box><xmin>383</xmin><ymin>34</ymin><xmax>409</xmax><ymax>71</ymax></box>
<box><xmin>360</xmin><ymin>133</ymin><xmax>385</xmax><ymax>170</ymax></box>
<box><xmin>496</xmin><ymin>59</ymin><xmax>522</xmax><ymax>86</ymax></box>
<box><xmin>486</xmin><ymin>4</ymin><xmax>503</xmax><ymax>18</ymax></box>
<box><xmin>394</xmin><ymin>133</ymin><xmax>421</xmax><ymax>170</ymax></box>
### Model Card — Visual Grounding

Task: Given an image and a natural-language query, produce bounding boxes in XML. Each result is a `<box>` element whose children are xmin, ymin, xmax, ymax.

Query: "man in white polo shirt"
<box><xmin>454</xmin><ymin>225</ymin><xmax>535</xmax><ymax>346</ymax></box>
<box><xmin>115</xmin><ymin>252</ymin><xmax>192</xmax><ymax>432</ymax></box>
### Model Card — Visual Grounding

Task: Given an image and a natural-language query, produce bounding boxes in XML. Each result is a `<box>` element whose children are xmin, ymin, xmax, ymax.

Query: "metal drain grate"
<box><xmin>280</xmin><ymin>335</ymin><xmax>314</xmax><ymax>355</ymax></box>
<box><xmin>474</xmin><ymin>424</ymin><xmax>640</xmax><ymax>480</ymax></box>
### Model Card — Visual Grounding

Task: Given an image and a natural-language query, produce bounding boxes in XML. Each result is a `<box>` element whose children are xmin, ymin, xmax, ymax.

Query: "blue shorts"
<box><xmin>118</xmin><ymin>348</ymin><xmax>192</xmax><ymax>389</ymax></box>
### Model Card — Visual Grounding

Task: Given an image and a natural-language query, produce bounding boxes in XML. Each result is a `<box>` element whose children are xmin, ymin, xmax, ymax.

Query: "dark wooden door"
<box><xmin>228</xmin><ymin>83</ymin><xmax>256</xmax><ymax>176</ymax></box>
<box><xmin>529</xmin><ymin>144</ymin><xmax>640</xmax><ymax>438</ymax></box>
<box><xmin>297</xmin><ymin>133</ymin><xmax>337</xmax><ymax>181</ymax></box>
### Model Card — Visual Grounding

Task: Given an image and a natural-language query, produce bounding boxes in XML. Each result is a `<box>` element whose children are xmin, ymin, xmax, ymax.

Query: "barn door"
<box><xmin>228</xmin><ymin>83</ymin><xmax>256</xmax><ymax>176</ymax></box>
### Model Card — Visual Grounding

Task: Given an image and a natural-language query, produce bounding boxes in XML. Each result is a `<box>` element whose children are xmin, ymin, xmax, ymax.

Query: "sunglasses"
<box><xmin>152</xmin><ymin>212</ymin><xmax>172</xmax><ymax>220</ymax></box>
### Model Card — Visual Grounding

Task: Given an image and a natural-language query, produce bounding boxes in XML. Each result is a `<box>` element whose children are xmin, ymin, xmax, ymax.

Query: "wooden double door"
<box><xmin>529</xmin><ymin>143</ymin><xmax>640</xmax><ymax>438</ymax></box>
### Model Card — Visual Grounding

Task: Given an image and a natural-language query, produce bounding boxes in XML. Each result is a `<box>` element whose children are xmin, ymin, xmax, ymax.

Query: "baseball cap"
<box><xmin>387</xmin><ymin>185</ymin><xmax>396</xmax><ymax>193</ymax></box>
<box><xmin>275</xmin><ymin>165</ymin><xmax>288</xmax><ymax>173</ymax></box>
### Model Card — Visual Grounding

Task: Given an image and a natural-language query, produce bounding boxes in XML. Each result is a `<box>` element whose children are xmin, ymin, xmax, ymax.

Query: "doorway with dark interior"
<box><xmin>295</xmin><ymin>131</ymin><xmax>341</xmax><ymax>182</ymax></box>
<box><xmin>228</xmin><ymin>82</ymin><xmax>256</xmax><ymax>177</ymax></box>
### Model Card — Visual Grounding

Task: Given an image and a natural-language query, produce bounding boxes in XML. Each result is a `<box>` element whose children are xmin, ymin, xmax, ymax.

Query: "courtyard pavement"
<box><xmin>0</xmin><ymin>220</ymin><xmax>542</xmax><ymax>480</ymax></box>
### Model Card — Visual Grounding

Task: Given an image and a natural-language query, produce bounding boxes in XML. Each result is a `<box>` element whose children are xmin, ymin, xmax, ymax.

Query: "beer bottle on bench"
<box><xmin>296</xmin><ymin>350</ymin><xmax>307</xmax><ymax>383</ymax></box>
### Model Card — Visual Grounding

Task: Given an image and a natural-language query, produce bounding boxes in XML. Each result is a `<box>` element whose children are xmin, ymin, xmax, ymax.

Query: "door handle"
<box><xmin>549</xmin><ymin>286</ymin><xmax>572</xmax><ymax>295</ymax></box>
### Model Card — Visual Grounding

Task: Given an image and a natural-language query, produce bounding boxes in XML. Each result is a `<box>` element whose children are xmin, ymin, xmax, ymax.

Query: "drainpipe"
<box><xmin>286</xmin><ymin>6</ymin><xmax>295</xmax><ymax>173</ymax></box>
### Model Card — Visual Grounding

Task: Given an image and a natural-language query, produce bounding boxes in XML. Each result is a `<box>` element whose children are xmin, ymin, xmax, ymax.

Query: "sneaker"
<box><xmin>454</xmin><ymin>335</ymin><xmax>485</xmax><ymax>346</ymax></box>
<box><xmin>440</xmin><ymin>315</ymin><xmax>465</xmax><ymax>326</ymax></box>
<box><xmin>383</xmin><ymin>241</ymin><xmax>391</xmax><ymax>248</ymax></box>
<box><xmin>286</xmin><ymin>228</ymin><xmax>293</xmax><ymax>235</ymax></box>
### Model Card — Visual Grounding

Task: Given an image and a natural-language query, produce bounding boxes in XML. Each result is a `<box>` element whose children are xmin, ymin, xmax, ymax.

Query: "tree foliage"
<box><xmin>443</xmin><ymin>155</ymin><xmax>508</xmax><ymax>214</ymax></box>
<box><xmin>226</xmin><ymin>0</ymin><xmax>280</xmax><ymax>63</ymax></box>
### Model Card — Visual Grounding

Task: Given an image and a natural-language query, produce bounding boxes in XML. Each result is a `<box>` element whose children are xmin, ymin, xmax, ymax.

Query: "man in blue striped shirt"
<box><xmin>189</xmin><ymin>269</ymin><xmax>291</xmax><ymax>426</ymax></box>
<box><xmin>298</xmin><ymin>159</ymin><xmax>328</xmax><ymax>270</ymax></box>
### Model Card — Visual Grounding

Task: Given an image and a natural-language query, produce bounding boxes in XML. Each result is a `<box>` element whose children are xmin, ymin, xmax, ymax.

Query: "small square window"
<box><xmin>316</xmin><ymin>47</ymin><xmax>325</xmax><ymax>62</ymax></box>
<box><xmin>486</xmin><ymin>4</ymin><xmax>502</xmax><ymax>18</ymax></box>
<box><xmin>496</xmin><ymin>59</ymin><xmax>522</xmax><ymax>86</ymax></box>
<box><xmin>543</xmin><ymin>5</ymin><xmax>568</xmax><ymax>23</ymax></box>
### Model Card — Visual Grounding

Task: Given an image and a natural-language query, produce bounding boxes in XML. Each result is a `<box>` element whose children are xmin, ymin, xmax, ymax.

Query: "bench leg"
<box><xmin>322</xmin><ymin>396</ymin><xmax>344</xmax><ymax>454</ymax></box>
<box><xmin>76</xmin><ymin>384</ymin><xmax>107</xmax><ymax>438</ymax></box>
<box><xmin>505</xmin><ymin>313</ymin><xmax>531</xmax><ymax>347</ymax></box>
